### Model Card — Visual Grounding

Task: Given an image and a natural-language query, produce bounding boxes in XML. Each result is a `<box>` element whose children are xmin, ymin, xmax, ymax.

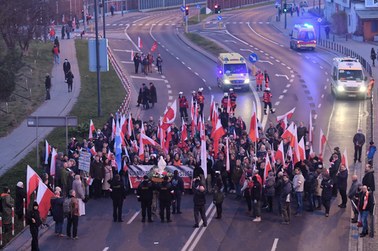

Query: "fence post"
<box><xmin>23</xmin><ymin>198</ymin><xmax>26</xmax><ymax>227</ymax></box>
<box><xmin>0</xmin><ymin>216</ymin><xmax>2</xmax><ymax>246</ymax></box>
<box><xmin>12</xmin><ymin>207</ymin><xmax>14</xmax><ymax>236</ymax></box>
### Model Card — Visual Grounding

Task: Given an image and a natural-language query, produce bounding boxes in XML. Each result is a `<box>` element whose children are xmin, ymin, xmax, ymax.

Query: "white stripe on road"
<box><xmin>127</xmin><ymin>210</ymin><xmax>140</xmax><ymax>224</ymax></box>
<box><xmin>271</xmin><ymin>238</ymin><xmax>279</xmax><ymax>251</ymax></box>
<box><xmin>188</xmin><ymin>207</ymin><xmax>217</xmax><ymax>251</ymax></box>
<box><xmin>103</xmin><ymin>247</ymin><xmax>109</xmax><ymax>251</ymax></box>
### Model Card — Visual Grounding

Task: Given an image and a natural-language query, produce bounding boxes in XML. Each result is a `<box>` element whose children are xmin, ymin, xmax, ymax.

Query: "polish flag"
<box><xmin>151</xmin><ymin>41</ymin><xmax>158</xmax><ymax>52</ymax></box>
<box><xmin>208</xmin><ymin>95</ymin><xmax>214</xmax><ymax>121</ymax></box>
<box><xmin>138</xmin><ymin>36</ymin><xmax>143</xmax><ymax>49</ymax></box>
<box><xmin>264</xmin><ymin>152</ymin><xmax>272</xmax><ymax>182</ymax></box>
<box><xmin>127</xmin><ymin>114</ymin><xmax>133</xmax><ymax>137</ymax></box>
<box><xmin>44</xmin><ymin>140</ymin><xmax>52</xmax><ymax>165</ymax></box>
<box><xmin>293</xmin><ymin>138</ymin><xmax>300</xmax><ymax>164</ymax></box>
<box><xmin>342</xmin><ymin>148</ymin><xmax>349</xmax><ymax>170</ymax></box>
<box><xmin>36</xmin><ymin>179</ymin><xmax>54</xmax><ymax>219</ymax></box>
<box><xmin>298</xmin><ymin>137</ymin><xmax>306</xmax><ymax>161</ymax></box>
<box><xmin>89</xmin><ymin>119</ymin><xmax>96</xmax><ymax>140</ymax></box>
<box><xmin>276</xmin><ymin>107</ymin><xmax>296</xmax><ymax>122</ymax></box>
<box><xmin>26</xmin><ymin>165</ymin><xmax>42</xmax><ymax>207</ymax></box>
<box><xmin>141</xmin><ymin>132</ymin><xmax>158</xmax><ymax>146</ymax></box>
<box><xmin>287</xmin><ymin>146</ymin><xmax>293</xmax><ymax>161</ymax></box>
<box><xmin>191</xmin><ymin>102</ymin><xmax>198</xmax><ymax>136</ymax></box>
<box><xmin>158</xmin><ymin>119</ymin><xmax>165</xmax><ymax>149</ymax></box>
<box><xmin>181</xmin><ymin>118</ymin><xmax>188</xmax><ymax>143</ymax></box>
<box><xmin>131</xmin><ymin>140</ymin><xmax>138</xmax><ymax>153</ymax></box>
<box><xmin>131</xmin><ymin>49</ymin><xmax>134</xmax><ymax>60</ymax></box>
<box><xmin>308</xmin><ymin>112</ymin><xmax>313</xmax><ymax>143</ymax></box>
<box><xmin>319</xmin><ymin>129</ymin><xmax>327</xmax><ymax>157</ymax></box>
<box><xmin>121</xmin><ymin>115</ymin><xmax>128</xmax><ymax>138</ymax></box>
<box><xmin>309</xmin><ymin>145</ymin><xmax>314</xmax><ymax>157</ymax></box>
<box><xmin>211</xmin><ymin>105</ymin><xmax>219</xmax><ymax>135</ymax></box>
<box><xmin>281</xmin><ymin>122</ymin><xmax>296</xmax><ymax>148</ymax></box>
<box><xmin>90</xmin><ymin>146</ymin><xmax>97</xmax><ymax>156</ymax></box>
<box><xmin>138</xmin><ymin>133</ymin><xmax>145</xmax><ymax>161</ymax></box>
<box><xmin>50</xmin><ymin>148</ymin><xmax>57</xmax><ymax>176</ymax></box>
<box><xmin>275</xmin><ymin>141</ymin><xmax>285</xmax><ymax>164</ymax></box>
<box><xmin>248</xmin><ymin>102</ymin><xmax>259</xmax><ymax>143</ymax></box>
<box><xmin>164</xmin><ymin>126</ymin><xmax>172</xmax><ymax>154</ymax></box>
<box><xmin>226</xmin><ymin>137</ymin><xmax>230</xmax><ymax>172</ymax></box>
<box><xmin>212</xmin><ymin>119</ymin><xmax>226</xmax><ymax>157</ymax></box>
<box><xmin>200</xmin><ymin>117</ymin><xmax>207</xmax><ymax>178</ymax></box>
<box><xmin>162</xmin><ymin>100</ymin><xmax>177</xmax><ymax>130</ymax></box>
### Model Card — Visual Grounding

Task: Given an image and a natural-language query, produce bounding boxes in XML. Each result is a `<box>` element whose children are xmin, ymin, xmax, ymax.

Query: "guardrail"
<box><xmin>107</xmin><ymin>47</ymin><xmax>131</xmax><ymax>114</ymax></box>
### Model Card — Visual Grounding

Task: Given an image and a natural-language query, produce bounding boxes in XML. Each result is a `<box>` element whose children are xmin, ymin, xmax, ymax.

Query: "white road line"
<box><xmin>324</xmin><ymin>86</ymin><xmax>327</xmax><ymax>90</ymax></box>
<box><xmin>290</xmin><ymin>75</ymin><xmax>295</xmax><ymax>78</ymax></box>
<box><xmin>305</xmin><ymin>56</ymin><xmax>310</xmax><ymax>60</ymax></box>
<box><xmin>320</xmin><ymin>65</ymin><xmax>323</xmax><ymax>69</ymax></box>
<box><xmin>176</xmin><ymin>57</ymin><xmax>180</xmax><ymax>60</ymax></box>
<box><xmin>103</xmin><ymin>247</ymin><xmax>109</xmax><ymax>251</ymax></box>
<box><xmin>290</xmin><ymin>79</ymin><xmax>294</xmax><ymax>82</ymax></box>
<box><xmin>169</xmin><ymin>96</ymin><xmax>173</xmax><ymax>100</ymax></box>
<box><xmin>283</xmin><ymin>89</ymin><xmax>287</xmax><ymax>93</ymax></box>
<box><xmin>314</xmin><ymin>114</ymin><xmax>318</xmax><ymax>120</ymax></box>
<box><xmin>224</xmin><ymin>30</ymin><xmax>249</xmax><ymax>45</ymax></box>
<box><xmin>287</xmin><ymin>66</ymin><xmax>292</xmax><ymax>70</ymax></box>
<box><xmin>275</xmin><ymin>59</ymin><xmax>280</xmax><ymax>62</ymax></box>
<box><xmin>247</xmin><ymin>22</ymin><xmax>279</xmax><ymax>45</ymax></box>
<box><xmin>312</xmin><ymin>60</ymin><xmax>316</xmax><ymax>64</ymax></box>
<box><xmin>202</xmin><ymin>79</ymin><xmax>207</xmax><ymax>83</ymax></box>
<box><xmin>325</xmin><ymin>72</ymin><xmax>328</xmax><ymax>75</ymax></box>
<box><xmin>195</xmin><ymin>72</ymin><xmax>199</xmax><ymax>76</ymax></box>
<box><xmin>182</xmin><ymin>62</ymin><xmax>186</xmax><ymax>65</ymax></box>
<box><xmin>281</xmin><ymin>63</ymin><xmax>286</xmax><ymax>66</ymax></box>
<box><xmin>286</xmin><ymin>84</ymin><xmax>291</xmax><ymax>88</ymax></box>
<box><xmin>318</xmin><ymin>103</ymin><xmax>322</xmax><ymax>108</ymax></box>
<box><xmin>275</xmin><ymin>101</ymin><xmax>280</xmax><ymax>106</ymax></box>
<box><xmin>321</xmin><ymin>94</ymin><xmax>324</xmax><ymax>98</ymax></box>
<box><xmin>279</xmin><ymin>95</ymin><xmax>284</xmax><ymax>99</ymax></box>
<box><xmin>188</xmin><ymin>207</ymin><xmax>217</xmax><ymax>251</ymax></box>
<box><xmin>326</xmin><ymin>78</ymin><xmax>329</xmax><ymax>82</ymax></box>
<box><xmin>161</xmin><ymin>75</ymin><xmax>166</xmax><ymax>79</ymax></box>
<box><xmin>120</xmin><ymin>61</ymin><xmax>133</xmax><ymax>64</ymax></box>
<box><xmin>188</xmin><ymin>67</ymin><xmax>192</xmax><ymax>70</ymax></box>
<box><xmin>127</xmin><ymin>210</ymin><xmax>140</xmax><ymax>224</ymax></box>
<box><xmin>166</xmin><ymin>84</ymin><xmax>171</xmax><ymax>88</ymax></box>
<box><xmin>271</xmin><ymin>238</ymin><xmax>279</xmax><ymax>251</ymax></box>
<box><xmin>164</xmin><ymin>80</ymin><xmax>169</xmax><ymax>83</ymax></box>
<box><xmin>168</xmin><ymin>90</ymin><xmax>172</xmax><ymax>94</ymax></box>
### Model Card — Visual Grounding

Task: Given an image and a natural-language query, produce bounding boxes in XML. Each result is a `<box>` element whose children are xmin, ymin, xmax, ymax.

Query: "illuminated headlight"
<box><xmin>337</xmin><ymin>86</ymin><xmax>345</xmax><ymax>92</ymax></box>
<box><xmin>244</xmin><ymin>78</ymin><xmax>250</xmax><ymax>84</ymax></box>
<box><xmin>224</xmin><ymin>79</ymin><xmax>231</xmax><ymax>84</ymax></box>
<box><xmin>359</xmin><ymin>86</ymin><xmax>367</xmax><ymax>92</ymax></box>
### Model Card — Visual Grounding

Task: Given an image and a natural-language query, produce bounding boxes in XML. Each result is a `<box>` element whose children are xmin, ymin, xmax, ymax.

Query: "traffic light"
<box><xmin>283</xmin><ymin>3</ymin><xmax>287</xmax><ymax>13</ymax></box>
<box><xmin>214</xmin><ymin>5</ymin><xmax>221</xmax><ymax>14</ymax></box>
<box><xmin>185</xmin><ymin>6</ymin><xmax>189</xmax><ymax>16</ymax></box>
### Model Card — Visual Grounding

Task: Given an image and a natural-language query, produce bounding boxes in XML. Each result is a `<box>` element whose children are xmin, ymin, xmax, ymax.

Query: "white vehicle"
<box><xmin>217</xmin><ymin>53</ymin><xmax>250</xmax><ymax>91</ymax></box>
<box><xmin>331</xmin><ymin>57</ymin><xmax>368</xmax><ymax>98</ymax></box>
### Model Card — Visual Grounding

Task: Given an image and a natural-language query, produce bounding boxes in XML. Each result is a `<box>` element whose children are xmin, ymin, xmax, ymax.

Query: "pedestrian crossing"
<box><xmin>105</xmin><ymin>21</ymin><xmax>271</xmax><ymax>27</ymax></box>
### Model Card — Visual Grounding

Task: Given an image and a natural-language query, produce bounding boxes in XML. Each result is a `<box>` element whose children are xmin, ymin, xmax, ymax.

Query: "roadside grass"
<box><xmin>0</xmin><ymin>39</ymin><xmax>125</xmax><ymax>248</ymax></box>
<box><xmin>184</xmin><ymin>33</ymin><xmax>226</xmax><ymax>57</ymax></box>
<box><xmin>0</xmin><ymin>40</ymin><xmax>53</xmax><ymax>137</ymax></box>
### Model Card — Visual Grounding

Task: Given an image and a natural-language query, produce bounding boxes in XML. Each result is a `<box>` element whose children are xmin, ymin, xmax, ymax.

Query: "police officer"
<box><xmin>179</xmin><ymin>92</ymin><xmax>189</xmax><ymax>121</ymax></box>
<box><xmin>263</xmin><ymin>88</ymin><xmax>275</xmax><ymax>115</ymax></box>
<box><xmin>171</xmin><ymin>170</ymin><xmax>184</xmax><ymax>214</ymax></box>
<box><xmin>197</xmin><ymin>88</ymin><xmax>205</xmax><ymax>119</ymax></box>
<box><xmin>109</xmin><ymin>174</ymin><xmax>126</xmax><ymax>222</ymax></box>
<box><xmin>229</xmin><ymin>88</ymin><xmax>237</xmax><ymax>114</ymax></box>
<box><xmin>158</xmin><ymin>176</ymin><xmax>174</xmax><ymax>223</ymax></box>
<box><xmin>137</xmin><ymin>175</ymin><xmax>154</xmax><ymax>222</ymax></box>
<box><xmin>256</xmin><ymin>70</ymin><xmax>264</xmax><ymax>91</ymax></box>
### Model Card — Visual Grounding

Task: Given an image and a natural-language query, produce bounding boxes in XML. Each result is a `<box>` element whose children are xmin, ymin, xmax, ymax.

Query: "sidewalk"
<box><xmin>0</xmin><ymin>37</ymin><xmax>81</xmax><ymax>176</ymax></box>
<box><xmin>270</xmin><ymin>10</ymin><xmax>378</xmax><ymax>251</ymax></box>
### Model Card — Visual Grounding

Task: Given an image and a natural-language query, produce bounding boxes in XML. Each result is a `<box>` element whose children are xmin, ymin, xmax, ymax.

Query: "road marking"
<box><xmin>166</xmin><ymin>84</ymin><xmax>171</xmax><ymax>88</ymax></box>
<box><xmin>195</xmin><ymin>72</ymin><xmax>199</xmax><ymax>76</ymax></box>
<box><xmin>168</xmin><ymin>90</ymin><xmax>172</xmax><ymax>94</ymax></box>
<box><xmin>240</xmin><ymin>48</ymin><xmax>254</xmax><ymax>53</ymax></box>
<box><xmin>164</xmin><ymin>80</ymin><xmax>169</xmax><ymax>83</ymax></box>
<box><xmin>271</xmin><ymin>238</ymin><xmax>279</xmax><ymax>251</ymax></box>
<box><xmin>290</xmin><ymin>79</ymin><xmax>294</xmax><ymax>82</ymax></box>
<box><xmin>318</xmin><ymin>103</ymin><xmax>322</xmax><ymax>108</ymax></box>
<box><xmin>120</xmin><ymin>61</ymin><xmax>133</xmax><ymax>64</ymax></box>
<box><xmin>326</xmin><ymin>78</ymin><xmax>329</xmax><ymax>82</ymax></box>
<box><xmin>188</xmin><ymin>207</ymin><xmax>217</xmax><ymax>251</ymax></box>
<box><xmin>259</xmin><ymin>60</ymin><xmax>273</xmax><ymax>65</ymax></box>
<box><xmin>169</xmin><ymin>96</ymin><xmax>173</xmax><ymax>100</ymax></box>
<box><xmin>130</xmin><ymin>75</ymin><xmax>165</xmax><ymax>81</ymax></box>
<box><xmin>182</xmin><ymin>61</ymin><xmax>186</xmax><ymax>65</ymax></box>
<box><xmin>287</xmin><ymin>66</ymin><xmax>291</xmax><ymax>70</ymax></box>
<box><xmin>283</xmin><ymin>89</ymin><xmax>287</xmax><ymax>93</ymax></box>
<box><xmin>286</xmin><ymin>84</ymin><xmax>291</xmax><ymax>88</ymax></box>
<box><xmin>275</xmin><ymin>74</ymin><xmax>289</xmax><ymax>80</ymax></box>
<box><xmin>113</xmin><ymin>49</ymin><xmax>132</xmax><ymax>52</ymax></box>
<box><xmin>275</xmin><ymin>59</ymin><xmax>280</xmax><ymax>63</ymax></box>
<box><xmin>312</xmin><ymin>60</ymin><xmax>316</xmax><ymax>64</ymax></box>
<box><xmin>161</xmin><ymin>75</ymin><xmax>166</xmax><ymax>79</ymax></box>
<box><xmin>127</xmin><ymin>210</ymin><xmax>140</xmax><ymax>224</ymax></box>
<box><xmin>247</xmin><ymin>22</ymin><xmax>279</xmax><ymax>45</ymax></box>
<box><xmin>321</xmin><ymin>94</ymin><xmax>324</xmax><ymax>98</ymax></box>
<box><xmin>324</xmin><ymin>86</ymin><xmax>327</xmax><ymax>90</ymax></box>
<box><xmin>202</xmin><ymin>79</ymin><xmax>207</xmax><ymax>83</ymax></box>
<box><xmin>103</xmin><ymin>247</ymin><xmax>109</xmax><ymax>251</ymax></box>
<box><xmin>281</xmin><ymin>63</ymin><xmax>286</xmax><ymax>66</ymax></box>
<box><xmin>314</xmin><ymin>114</ymin><xmax>318</xmax><ymax>120</ymax></box>
<box><xmin>188</xmin><ymin>67</ymin><xmax>192</xmax><ymax>70</ymax></box>
<box><xmin>320</xmin><ymin>65</ymin><xmax>323</xmax><ymax>69</ymax></box>
<box><xmin>325</xmin><ymin>72</ymin><xmax>328</xmax><ymax>75</ymax></box>
<box><xmin>275</xmin><ymin>101</ymin><xmax>280</xmax><ymax>106</ymax></box>
<box><xmin>176</xmin><ymin>57</ymin><xmax>180</xmax><ymax>60</ymax></box>
<box><xmin>279</xmin><ymin>95</ymin><xmax>284</xmax><ymax>100</ymax></box>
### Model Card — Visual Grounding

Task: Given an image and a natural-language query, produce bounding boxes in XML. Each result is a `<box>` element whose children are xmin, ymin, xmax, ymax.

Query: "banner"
<box><xmin>78</xmin><ymin>151</ymin><xmax>91</xmax><ymax>172</ymax></box>
<box><xmin>128</xmin><ymin>165</ymin><xmax>194</xmax><ymax>189</ymax></box>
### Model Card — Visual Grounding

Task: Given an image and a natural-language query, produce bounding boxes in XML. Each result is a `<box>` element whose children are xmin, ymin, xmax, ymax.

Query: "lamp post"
<box><xmin>102</xmin><ymin>0</ymin><xmax>106</xmax><ymax>38</ymax></box>
<box><xmin>94</xmin><ymin>0</ymin><xmax>102</xmax><ymax>117</ymax></box>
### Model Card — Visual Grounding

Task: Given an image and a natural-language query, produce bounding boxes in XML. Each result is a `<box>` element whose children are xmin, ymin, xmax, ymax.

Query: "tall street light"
<box><xmin>94</xmin><ymin>0</ymin><xmax>102</xmax><ymax>117</ymax></box>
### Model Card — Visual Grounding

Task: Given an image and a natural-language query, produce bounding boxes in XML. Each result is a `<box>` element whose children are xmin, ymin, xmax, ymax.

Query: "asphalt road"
<box><xmin>32</xmin><ymin>5</ymin><xmax>370</xmax><ymax>251</ymax></box>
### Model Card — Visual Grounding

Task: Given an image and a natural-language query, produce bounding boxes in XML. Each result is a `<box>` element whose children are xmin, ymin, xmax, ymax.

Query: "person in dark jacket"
<box><xmin>321</xmin><ymin>173</ymin><xmax>333</xmax><ymax>217</ymax></box>
<box><xmin>251</xmin><ymin>175</ymin><xmax>262</xmax><ymax>222</ymax></box>
<box><xmin>371</xmin><ymin>47</ymin><xmax>376</xmax><ymax>67</ymax></box>
<box><xmin>149</xmin><ymin>82</ymin><xmax>157</xmax><ymax>108</ymax></box>
<box><xmin>348</xmin><ymin>175</ymin><xmax>361</xmax><ymax>223</ymax></box>
<box><xmin>329</xmin><ymin>152</ymin><xmax>340</xmax><ymax>197</ymax></box>
<box><xmin>66</xmin><ymin>70</ymin><xmax>74</xmax><ymax>92</ymax></box>
<box><xmin>15</xmin><ymin>181</ymin><xmax>26</xmax><ymax>219</ymax></box>
<box><xmin>280</xmin><ymin>174</ymin><xmax>292</xmax><ymax>224</ymax></box>
<box><xmin>171</xmin><ymin>170</ymin><xmax>184</xmax><ymax>214</ymax></box>
<box><xmin>193</xmin><ymin>179</ymin><xmax>207</xmax><ymax>228</ymax></box>
<box><xmin>264</xmin><ymin>171</ymin><xmax>275</xmax><ymax>213</ymax></box>
<box><xmin>362</xmin><ymin>164</ymin><xmax>375</xmax><ymax>192</ymax></box>
<box><xmin>213</xmin><ymin>182</ymin><xmax>224</xmax><ymax>219</ymax></box>
<box><xmin>336</xmin><ymin>164</ymin><xmax>348</xmax><ymax>208</ymax></box>
<box><xmin>158</xmin><ymin>176</ymin><xmax>174</xmax><ymax>223</ymax></box>
<box><xmin>51</xmin><ymin>190</ymin><xmax>65</xmax><ymax>236</ymax></box>
<box><xmin>137</xmin><ymin>176</ymin><xmax>154</xmax><ymax>222</ymax></box>
<box><xmin>133</xmin><ymin>53</ymin><xmax>141</xmax><ymax>74</ymax></box>
<box><xmin>141</xmin><ymin>83</ymin><xmax>150</xmax><ymax>110</ymax></box>
<box><xmin>27</xmin><ymin>201</ymin><xmax>42</xmax><ymax>251</ymax></box>
<box><xmin>90</xmin><ymin>155</ymin><xmax>104</xmax><ymax>199</ymax></box>
<box><xmin>63</xmin><ymin>59</ymin><xmax>71</xmax><ymax>80</ymax></box>
<box><xmin>358</xmin><ymin>185</ymin><xmax>375</xmax><ymax>237</ymax></box>
<box><xmin>109</xmin><ymin>174</ymin><xmax>126</xmax><ymax>222</ymax></box>
<box><xmin>44</xmin><ymin>73</ymin><xmax>51</xmax><ymax>100</ymax></box>
<box><xmin>353</xmin><ymin>129</ymin><xmax>365</xmax><ymax>163</ymax></box>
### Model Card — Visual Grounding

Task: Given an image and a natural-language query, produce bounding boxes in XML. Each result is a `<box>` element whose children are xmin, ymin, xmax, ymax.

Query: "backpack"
<box><xmin>63</xmin><ymin>197</ymin><xmax>72</xmax><ymax>215</ymax></box>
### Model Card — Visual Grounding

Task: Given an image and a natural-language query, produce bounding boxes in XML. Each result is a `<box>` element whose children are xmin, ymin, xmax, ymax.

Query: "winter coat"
<box><xmin>280</xmin><ymin>180</ymin><xmax>292</xmax><ymax>204</ymax></box>
<box><xmin>110</xmin><ymin>179</ymin><xmax>126</xmax><ymax>201</ymax></box>
<box><xmin>353</xmin><ymin>132</ymin><xmax>365</xmax><ymax>147</ymax></box>
<box><xmin>321</xmin><ymin>177</ymin><xmax>333</xmax><ymax>200</ymax></box>
<box><xmin>158</xmin><ymin>181</ymin><xmax>174</xmax><ymax>202</ymax></box>
<box><xmin>1</xmin><ymin>193</ymin><xmax>14</xmax><ymax>224</ymax></box>
<box><xmin>27</xmin><ymin>207</ymin><xmax>42</xmax><ymax>230</ymax></box>
<box><xmin>50</xmin><ymin>197</ymin><xmax>64</xmax><ymax>222</ymax></box>
<box><xmin>362</xmin><ymin>170</ymin><xmax>375</xmax><ymax>192</ymax></box>
<box><xmin>102</xmin><ymin>165</ymin><xmax>113</xmax><ymax>191</ymax></box>
<box><xmin>250</xmin><ymin>181</ymin><xmax>262</xmax><ymax>201</ymax></box>
<box><xmin>137</xmin><ymin>180</ymin><xmax>154</xmax><ymax>202</ymax></box>
<box><xmin>149</xmin><ymin>85</ymin><xmax>157</xmax><ymax>104</ymax></box>
<box><xmin>336</xmin><ymin>169</ymin><xmax>348</xmax><ymax>190</ymax></box>
<box><xmin>15</xmin><ymin>187</ymin><xmax>26</xmax><ymax>217</ymax></box>
<box><xmin>90</xmin><ymin>160</ymin><xmax>104</xmax><ymax>179</ymax></box>
<box><xmin>193</xmin><ymin>188</ymin><xmax>206</xmax><ymax>206</ymax></box>
<box><xmin>264</xmin><ymin>173</ymin><xmax>275</xmax><ymax>197</ymax></box>
<box><xmin>72</xmin><ymin>179</ymin><xmax>85</xmax><ymax>200</ymax></box>
<box><xmin>213</xmin><ymin>188</ymin><xmax>224</xmax><ymax>204</ymax></box>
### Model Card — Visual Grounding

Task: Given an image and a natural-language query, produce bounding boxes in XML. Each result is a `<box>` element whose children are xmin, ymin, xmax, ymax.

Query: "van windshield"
<box><xmin>224</xmin><ymin>64</ymin><xmax>247</xmax><ymax>74</ymax></box>
<box><xmin>298</xmin><ymin>31</ymin><xmax>315</xmax><ymax>41</ymax></box>
<box><xmin>338</xmin><ymin>69</ymin><xmax>363</xmax><ymax>81</ymax></box>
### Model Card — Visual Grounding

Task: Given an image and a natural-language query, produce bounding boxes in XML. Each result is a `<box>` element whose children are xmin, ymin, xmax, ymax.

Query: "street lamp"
<box><xmin>94</xmin><ymin>0</ymin><xmax>102</xmax><ymax>117</ymax></box>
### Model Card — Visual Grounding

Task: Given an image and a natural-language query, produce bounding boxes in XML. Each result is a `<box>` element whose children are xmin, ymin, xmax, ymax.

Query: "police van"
<box><xmin>217</xmin><ymin>53</ymin><xmax>250</xmax><ymax>91</ymax></box>
<box><xmin>331</xmin><ymin>57</ymin><xmax>368</xmax><ymax>98</ymax></box>
<box><xmin>289</xmin><ymin>24</ymin><xmax>316</xmax><ymax>50</ymax></box>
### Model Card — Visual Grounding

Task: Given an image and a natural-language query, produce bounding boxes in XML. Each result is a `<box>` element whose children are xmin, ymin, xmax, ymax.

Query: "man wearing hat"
<box><xmin>262</xmin><ymin>88</ymin><xmax>274</xmax><ymax>115</ymax></box>
<box><xmin>158</xmin><ymin>176</ymin><xmax>174</xmax><ymax>223</ymax></box>
<box><xmin>179</xmin><ymin>92</ymin><xmax>189</xmax><ymax>121</ymax></box>
<box><xmin>27</xmin><ymin>201</ymin><xmax>42</xmax><ymax>250</ymax></box>
<box><xmin>15</xmin><ymin>181</ymin><xmax>26</xmax><ymax>219</ymax></box>
<box><xmin>137</xmin><ymin>176</ymin><xmax>154</xmax><ymax>222</ymax></box>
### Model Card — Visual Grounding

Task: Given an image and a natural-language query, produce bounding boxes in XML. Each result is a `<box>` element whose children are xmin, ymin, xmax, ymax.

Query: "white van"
<box><xmin>217</xmin><ymin>53</ymin><xmax>250</xmax><ymax>91</ymax></box>
<box><xmin>331</xmin><ymin>57</ymin><xmax>368</xmax><ymax>98</ymax></box>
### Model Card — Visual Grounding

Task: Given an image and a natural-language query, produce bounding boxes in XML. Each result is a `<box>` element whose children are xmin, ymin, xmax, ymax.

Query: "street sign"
<box><xmin>180</xmin><ymin>5</ymin><xmax>185</xmax><ymax>12</ymax></box>
<box><xmin>196</xmin><ymin>4</ymin><xmax>201</xmax><ymax>9</ymax></box>
<box><xmin>27</xmin><ymin>116</ymin><xmax>78</xmax><ymax>127</ymax></box>
<box><xmin>249</xmin><ymin>53</ymin><xmax>259</xmax><ymax>63</ymax></box>
<box><xmin>317</xmin><ymin>18</ymin><xmax>322</xmax><ymax>23</ymax></box>
<box><xmin>217</xmin><ymin>15</ymin><xmax>222</xmax><ymax>21</ymax></box>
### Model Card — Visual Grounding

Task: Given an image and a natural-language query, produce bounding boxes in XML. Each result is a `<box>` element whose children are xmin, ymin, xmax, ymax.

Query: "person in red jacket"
<box><xmin>221</xmin><ymin>92</ymin><xmax>229</xmax><ymax>112</ymax></box>
<box><xmin>230</xmin><ymin>88</ymin><xmax>237</xmax><ymax>114</ymax></box>
<box><xmin>178</xmin><ymin>92</ymin><xmax>189</xmax><ymax>121</ymax></box>
<box><xmin>255</xmin><ymin>70</ymin><xmax>264</xmax><ymax>91</ymax></box>
<box><xmin>263</xmin><ymin>88</ymin><xmax>275</xmax><ymax>115</ymax></box>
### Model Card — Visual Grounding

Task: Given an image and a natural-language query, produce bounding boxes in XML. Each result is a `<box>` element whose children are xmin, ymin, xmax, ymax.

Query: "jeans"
<box><xmin>66</xmin><ymin>214</ymin><xmax>79</xmax><ymax>238</ymax></box>
<box><xmin>361</xmin><ymin>211</ymin><xmax>369</xmax><ymax>234</ymax></box>
<box><xmin>281</xmin><ymin>202</ymin><xmax>291</xmax><ymax>222</ymax></box>
<box><xmin>194</xmin><ymin>205</ymin><xmax>207</xmax><ymax>225</ymax></box>
<box><xmin>339</xmin><ymin>189</ymin><xmax>347</xmax><ymax>206</ymax></box>
<box><xmin>296</xmin><ymin>191</ymin><xmax>304</xmax><ymax>214</ymax></box>
<box><xmin>322</xmin><ymin>198</ymin><xmax>331</xmax><ymax>214</ymax></box>
<box><xmin>55</xmin><ymin>221</ymin><xmax>63</xmax><ymax>234</ymax></box>
<box><xmin>54</xmin><ymin>54</ymin><xmax>60</xmax><ymax>64</ymax></box>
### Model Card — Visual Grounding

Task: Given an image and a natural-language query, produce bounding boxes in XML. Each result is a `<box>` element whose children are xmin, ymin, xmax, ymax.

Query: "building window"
<box><xmin>372</xmin><ymin>21</ymin><xmax>378</xmax><ymax>33</ymax></box>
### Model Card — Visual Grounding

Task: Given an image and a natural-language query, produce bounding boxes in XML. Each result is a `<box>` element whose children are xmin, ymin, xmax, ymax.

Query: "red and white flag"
<box><xmin>164</xmin><ymin>126</ymin><xmax>171</xmax><ymax>154</ymax></box>
<box><xmin>264</xmin><ymin>152</ymin><xmax>272</xmax><ymax>182</ymax></box>
<box><xmin>161</xmin><ymin>100</ymin><xmax>177</xmax><ymax>130</ymax></box>
<box><xmin>138</xmin><ymin>133</ymin><xmax>145</xmax><ymax>161</ymax></box>
<box><xmin>36</xmin><ymin>179</ymin><xmax>54</xmax><ymax>219</ymax></box>
<box><xmin>89</xmin><ymin>119</ymin><xmax>96</xmax><ymax>140</ymax></box>
<box><xmin>141</xmin><ymin>132</ymin><xmax>158</xmax><ymax>146</ymax></box>
<box><xmin>151</xmin><ymin>41</ymin><xmax>158</xmax><ymax>52</ymax></box>
<box><xmin>200</xmin><ymin>117</ymin><xmax>207</xmax><ymax>178</ymax></box>
<box><xmin>26</xmin><ymin>165</ymin><xmax>42</xmax><ymax>207</ymax></box>
<box><xmin>208</xmin><ymin>95</ymin><xmax>214</xmax><ymax>121</ymax></box>
<box><xmin>50</xmin><ymin>148</ymin><xmax>57</xmax><ymax>176</ymax></box>
<box><xmin>191</xmin><ymin>101</ymin><xmax>198</xmax><ymax>136</ymax></box>
<box><xmin>275</xmin><ymin>141</ymin><xmax>285</xmax><ymax>164</ymax></box>
<box><xmin>293</xmin><ymin>137</ymin><xmax>300</xmax><ymax>164</ymax></box>
<box><xmin>90</xmin><ymin>146</ymin><xmax>97</xmax><ymax>156</ymax></box>
<box><xmin>342</xmin><ymin>148</ymin><xmax>349</xmax><ymax>170</ymax></box>
<box><xmin>226</xmin><ymin>137</ymin><xmax>230</xmax><ymax>172</ymax></box>
<box><xmin>248</xmin><ymin>102</ymin><xmax>259</xmax><ymax>143</ymax></box>
<box><xmin>319</xmin><ymin>129</ymin><xmax>327</xmax><ymax>157</ymax></box>
<box><xmin>212</xmin><ymin>119</ymin><xmax>226</xmax><ymax>157</ymax></box>
<box><xmin>298</xmin><ymin>137</ymin><xmax>306</xmax><ymax>161</ymax></box>
<box><xmin>287</xmin><ymin>146</ymin><xmax>293</xmax><ymax>160</ymax></box>
<box><xmin>138</xmin><ymin>36</ymin><xmax>143</xmax><ymax>49</ymax></box>
<box><xmin>281</xmin><ymin>122</ymin><xmax>296</xmax><ymax>148</ymax></box>
<box><xmin>44</xmin><ymin>140</ymin><xmax>52</xmax><ymax>165</ymax></box>
<box><xmin>308</xmin><ymin>112</ymin><xmax>313</xmax><ymax>143</ymax></box>
<box><xmin>127</xmin><ymin>114</ymin><xmax>133</xmax><ymax>137</ymax></box>
<box><xmin>181</xmin><ymin>118</ymin><xmax>188</xmax><ymax>143</ymax></box>
<box><xmin>276</xmin><ymin>107</ymin><xmax>296</xmax><ymax>122</ymax></box>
